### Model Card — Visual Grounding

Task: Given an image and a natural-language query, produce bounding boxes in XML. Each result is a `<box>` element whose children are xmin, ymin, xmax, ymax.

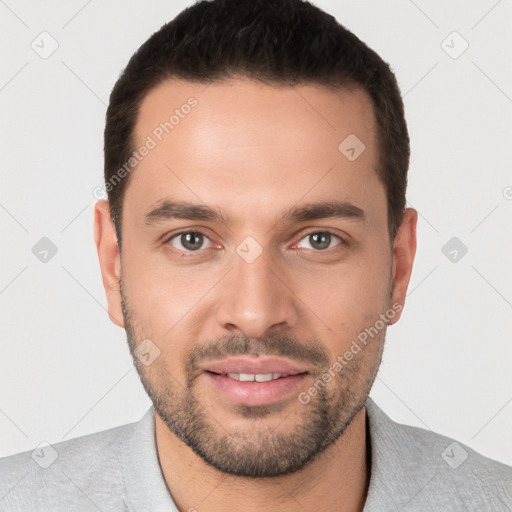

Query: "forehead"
<box><xmin>125</xmin><ymin>77</ymin><xmax>384</xmax><ymax>229</ymax></box>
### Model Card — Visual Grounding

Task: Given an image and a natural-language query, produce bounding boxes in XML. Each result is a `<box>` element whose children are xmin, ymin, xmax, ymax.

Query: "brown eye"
<box><xmin>296</xmin><ymin>232</ymin><xmax>341</xmax><ymax>251</ymax></box>
<box><xmin>169</xmin><ymin>231</ymin><xmax>211</xmax><ymax>252</ymax></box>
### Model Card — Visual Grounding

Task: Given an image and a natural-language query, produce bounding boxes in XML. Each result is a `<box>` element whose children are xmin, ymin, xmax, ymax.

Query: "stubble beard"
<box><xmin>121</xmin><ymin>287</ymin><xmax>384</xmax><ymax>478</ymax></box>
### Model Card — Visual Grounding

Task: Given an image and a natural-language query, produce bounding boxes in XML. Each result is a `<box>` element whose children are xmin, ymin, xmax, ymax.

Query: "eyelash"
<box><xmin>164</xmin><ymin>229</ymin><xmax>347</xmax><ymax>255</ymax></box>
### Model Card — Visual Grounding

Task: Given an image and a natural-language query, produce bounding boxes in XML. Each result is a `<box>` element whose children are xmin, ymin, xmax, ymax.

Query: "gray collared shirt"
<box><xmin>1</xmin><ymin>398</ymin><xmax>511</xmax><ymax>511</ymax></box>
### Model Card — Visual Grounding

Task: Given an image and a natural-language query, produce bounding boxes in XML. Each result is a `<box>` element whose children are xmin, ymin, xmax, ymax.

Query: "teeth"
<box><xmin>226</xmin><ymin>373</ymin><xmax>286</xmax><ymax>382</ymax></box>
<box><xmin>255</xmin><ymin>373</ymin><xmax>273</xmax><ymax>382</ymax></box>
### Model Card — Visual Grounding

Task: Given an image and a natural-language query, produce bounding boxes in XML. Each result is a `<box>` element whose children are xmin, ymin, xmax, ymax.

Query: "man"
<box><xmin>1</xmin><ymin>0</ymin><xmax>510</xmax><ymax>510</ymax></box>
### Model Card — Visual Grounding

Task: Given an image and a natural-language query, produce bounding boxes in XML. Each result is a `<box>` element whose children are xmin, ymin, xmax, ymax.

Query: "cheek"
<box><xmin>291</xmin><ymin>249</ymin><xmax>392</xmax><ymax>340</ymax></box>
<box><xmin>121</xmin><ymin>245</ymin><xmax>221</xmax><ymax>341</ymax></box>
<box><xmin>121</xmin><ymin>246</ymin><xmax>176</xmax><ymax>328</ymax></box>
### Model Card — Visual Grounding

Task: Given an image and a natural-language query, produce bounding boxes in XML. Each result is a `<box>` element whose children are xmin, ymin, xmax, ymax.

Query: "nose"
<box><xmin>214</xmin><ymin>247</ymin><xmax>299</xmax><ymax>339</ymax></box>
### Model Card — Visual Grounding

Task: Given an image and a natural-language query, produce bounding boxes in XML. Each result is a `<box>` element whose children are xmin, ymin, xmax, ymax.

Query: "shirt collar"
<box><xmin>123</xmin><ymin>406</ymin><xmax>179</xmax><ymax>511</ymax></box>
<box><xmin>363</xmin><ymin>397</ymin><xmax>440</xmax><ymax>511</ymax></box>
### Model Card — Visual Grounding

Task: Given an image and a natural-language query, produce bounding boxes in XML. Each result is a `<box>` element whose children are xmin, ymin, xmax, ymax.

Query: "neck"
<box><xmin>155</xmin><ymin>407</ymin><xmax>370</xmax><ymax>512</ymax></box>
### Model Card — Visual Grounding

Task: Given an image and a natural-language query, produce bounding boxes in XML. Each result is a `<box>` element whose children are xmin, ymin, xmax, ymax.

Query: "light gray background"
<box><xmin>1</xmin><ymin>0</ymin><xmax>511</xmax><ymax>467</ymax></box>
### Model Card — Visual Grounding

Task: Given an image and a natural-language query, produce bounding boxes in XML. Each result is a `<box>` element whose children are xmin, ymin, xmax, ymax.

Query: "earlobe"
<box><xmin>389</xmin><ymin>208</ymin><xmax>418</xmax><ymax>324</ymax></box>
<box><xmin>94</xmin><ymin>200</ymin><xmax>125</xmax><ymax>328</ymax></box>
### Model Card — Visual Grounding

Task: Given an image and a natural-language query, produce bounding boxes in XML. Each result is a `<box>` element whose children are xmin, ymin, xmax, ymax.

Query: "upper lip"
<box><xmin>199</xmin><ymin>357</ymin><xmax>309</xmax><ymax>376</ymax></box>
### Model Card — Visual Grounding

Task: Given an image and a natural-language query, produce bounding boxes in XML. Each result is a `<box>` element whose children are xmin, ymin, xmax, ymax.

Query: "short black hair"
<box><xmin>104</xmin><ymin>0</ymin><xmax>409</xmax><ymax>246</ymax></box>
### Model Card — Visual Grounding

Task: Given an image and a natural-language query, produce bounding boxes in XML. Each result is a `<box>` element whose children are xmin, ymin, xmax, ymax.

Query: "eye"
<box><xmin>295</xmin><ymin>231</ymin><xmax>343</xmax><ymax>251</ymax></box>
<box><xmin>168</xmin><ymin>231</ymin><xmax>212</xmax><ymax>252</ymax></box>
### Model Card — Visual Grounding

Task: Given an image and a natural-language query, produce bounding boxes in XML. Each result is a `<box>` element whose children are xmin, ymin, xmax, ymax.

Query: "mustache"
<box><xmin>186</xmin><ymin>333</ymin><xmax>330</xmax><ymax>373</ymax></box>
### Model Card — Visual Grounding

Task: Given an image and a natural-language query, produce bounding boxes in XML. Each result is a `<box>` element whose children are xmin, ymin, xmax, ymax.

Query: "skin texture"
<box><xmin>94</xmin><ymin>78</ymin><xmax>417</xmax><ymax>511</ymax></box>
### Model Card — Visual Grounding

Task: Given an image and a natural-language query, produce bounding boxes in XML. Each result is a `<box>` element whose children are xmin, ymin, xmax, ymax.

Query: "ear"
<box><xmin>94</xmin><ymin>200</ymin><xmax>124</xmax><ymax>327</ymax></box>
<box><xmin>389</xmin><ymin>208</ymin><xmax>418</xmax><ymax>324</ymax></box>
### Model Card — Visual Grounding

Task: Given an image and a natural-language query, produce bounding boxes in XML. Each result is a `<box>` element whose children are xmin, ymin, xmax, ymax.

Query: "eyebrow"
<box><xmin>145</xmin><ymin>201</ymin><xmax>224</xmax><ymax>225</ymax></box>
<box><xmin>144</xmin><ymin>199</ymin><xmax>365</xmax><ymax>226</ymax></box>
<box><xmin>282</xmin><ymin>200</ymin><xmax>365</xmax><ymax>223</ymax></box>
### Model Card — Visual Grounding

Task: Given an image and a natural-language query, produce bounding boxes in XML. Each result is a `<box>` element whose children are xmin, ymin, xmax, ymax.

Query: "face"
<box><xmin>95</xmin><ymin>77</ymin><xmax>417</xmax><ymax>477</ymax></box>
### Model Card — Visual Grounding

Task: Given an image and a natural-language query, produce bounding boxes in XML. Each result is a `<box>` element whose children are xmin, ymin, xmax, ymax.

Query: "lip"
<box><xmin>199</xmin><ymin>357</ymin><xmax>309</xmax><ymax>407</ymax></box>
<box><xmin>203</xmin><ymin>372</ymin><xmax>308</xmax><ymax>406</ymax></box>
<box><xmin>199</xmin><ymin>356</ymin><xmax>309</xmax><ymax>376</ymax></box>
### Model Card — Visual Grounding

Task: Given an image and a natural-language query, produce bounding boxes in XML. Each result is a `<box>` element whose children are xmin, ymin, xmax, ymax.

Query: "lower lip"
<box><xmin>202</xmin><ymin>372</ymin><xmax>308</xmax><ymax>406</ymax></box>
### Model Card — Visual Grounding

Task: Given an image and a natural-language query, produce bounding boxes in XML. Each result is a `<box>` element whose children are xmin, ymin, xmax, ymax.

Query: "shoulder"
<box><xmin>365</xmin><ymin>398</ymin><xmax>512</xmax><ymax>511</ymax></box>
<box><xmin>0</xmin><ymin>420</ymin><xmax>136</xmax><ymax>511</ymax></box>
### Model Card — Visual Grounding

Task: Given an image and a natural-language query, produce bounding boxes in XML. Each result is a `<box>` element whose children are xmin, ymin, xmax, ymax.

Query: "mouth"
<box><xmin>212</xmin><ymin>372</ymin><xmax>299</xmax><ymax>382</ymax></box>
<box><xmin>199</xmin><ymin>357</ymin><xmax>310</xmax><ymax>407</ymax></box>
